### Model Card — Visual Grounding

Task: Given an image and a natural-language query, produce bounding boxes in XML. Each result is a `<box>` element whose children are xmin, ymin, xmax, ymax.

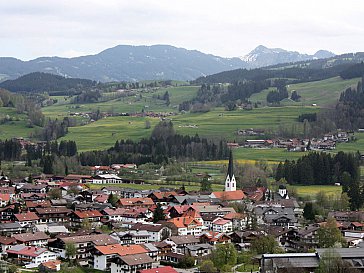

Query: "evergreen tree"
<box><xmin>153</xmin><ymin>203</ymin><xmax>165</xmax><ymax>223</ymax></box>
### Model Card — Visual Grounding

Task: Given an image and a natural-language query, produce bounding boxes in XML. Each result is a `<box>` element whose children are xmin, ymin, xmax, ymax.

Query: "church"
<box><xmin>210</xmin><ymin>150</ymin><xmax>246</xmax><ymax>202</ymax></box>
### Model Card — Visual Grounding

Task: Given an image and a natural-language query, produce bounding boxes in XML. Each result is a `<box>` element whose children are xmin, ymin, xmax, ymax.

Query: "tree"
<box><xmin>81</xmin><ymin>217</ymin><xmax>91</xmax><ymax>230</ymax></box>
<box><xmin>48</xmin><ymin>188</ymin><xmax>62</xmax><ymax>199</ymax></box>
<box><xmin>250</xmin><ymin>235</ymin><xmax>282</xmax><ymax>254</ymax></box>
<box><xmin>179</xmin><ymin>255</ymin><xmax>195</xmax><ymax>268</ymax></box>
<box><xmin>303</xmin><ymin>202</ymin><xmax>316</xmax><ymax>221</ymax></box>
<box><xmin>199</xmin><ymin>260</ymin><xmax>217</xmax><ymax>273</ymax></box>
<box><xmin>200</xmin><ymin>176</ymin><xmax>212</xmax><ymax>192</ymax></box>
<box><xmin>108</xmin><ymin>193</ymin><xmax>120</xmax><ymax>207</ymax></box>
<box><xmin>65</xmin><ymin>242</ymin><xmax>77</xmax><ymax>264</ymax></box>
<box><xmin>153</xmin><ymin>203</ymin><xmax>165</xmax><ymax>223</ymax></box>
<box><xmin>316</xmin><ymin>249</ymin><xmax>360</xmax><ymax>273</ymax></box>
<box><xmin>211</xmin><ymin>243</ymin><xmax>237</xmax><ymax>270</ymax></box>
<box><xmin>317</xmin><ymin>217</ymin><xmax>343</xmax><ymax>248</ymax></box>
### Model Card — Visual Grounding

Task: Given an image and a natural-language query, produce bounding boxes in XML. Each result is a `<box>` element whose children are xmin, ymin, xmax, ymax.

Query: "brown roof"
<box><xmin>119</xmin><ymin>253</ymin><xmax>153</xmax><ymax>266</ymax></box>
<box><xmin>41</xmin><ymin>260</ymin><xmax>61</xmax><ymax>270</ymax></box>
<box><xmin>131</xmin><ymin>223</ymin><xmax>165</xmax><ymax>232</ymax></box>
<box><xmin>14</xmin><ymin>232</ymin><xmax>50</xmax><ymax>242</ymax></box>
<box><xmin>169</xmin><ymin>235</ymin><xmax>199</xmax><ymax>245</ymax></box>
<box><xmin>26</xmin><ymin>200</ymin><xmax>52</xmax><ymax>208</ymax></box>
<box><xmin>118</xmin><ymin>197</ymin><xmax>154</xmax><ymax>207</ymax></box>
<box><xmin>15</xmin><ymin>212</ymin><xmax>39</xmax><ymax>222</ymax></box>
<box><xmin>35</xmin><ymin>207</ymin><xmax>71</xmax><ymax>215</ymax></box>
<box><xmin>61</xmin><ymin>234</ymin><xmax>118</xmax><ymax>245</ymax></box>
<box><xmin>0</xmin><ymin>235</ymin><xmax>16</xmax><ymax>245</ymax></box>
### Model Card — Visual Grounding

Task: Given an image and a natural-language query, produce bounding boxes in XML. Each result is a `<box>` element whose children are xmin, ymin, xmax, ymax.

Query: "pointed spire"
<box><xmin>227</xmin><ymin>149</ymin><xmax>233</xmax><ymax>179</ymax></box>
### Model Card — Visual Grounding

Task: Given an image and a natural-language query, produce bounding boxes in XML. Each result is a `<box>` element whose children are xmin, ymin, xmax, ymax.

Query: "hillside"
<box><xmin>196</xmin><ymin>52</ymin><xmax>364</xmax><ymax>84</ymax></box>
<box><xmin>0</xmin><ymin>72</ymin><xmax>97</xmax><ymax>94</ymax></box>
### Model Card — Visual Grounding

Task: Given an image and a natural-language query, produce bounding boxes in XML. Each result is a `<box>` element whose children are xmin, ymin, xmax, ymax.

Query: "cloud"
<box><xmin>0</xmin><ymin>0</ymin><xmax>364</xmax><ymax>60</ymax></box>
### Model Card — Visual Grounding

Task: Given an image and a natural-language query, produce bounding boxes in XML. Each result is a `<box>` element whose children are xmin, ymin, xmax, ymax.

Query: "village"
<box><xmin>0</xmin><ymin>152</ymin><xmax>363</xmax><ymax>273</ymax></box>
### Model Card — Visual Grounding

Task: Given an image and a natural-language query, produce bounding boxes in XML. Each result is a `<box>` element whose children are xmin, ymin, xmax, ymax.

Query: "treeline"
<box><xmin>79</xmin><ymin>121</ymin><xmax>230</xmax><ymax>165</ymax></box>
<box><xmin>340</xmin><ymin>62</ymin><xmax>364</xmax><ymax>79</ymax></box>
<box><xmin>276</xmin><ymin>151</ymin><xmax>363</xmax><ymax>210</ymax></box>
<box><xmin>333</xmin><ymin>79</ymin><xmax>364</xmax><ymax>130</ymax></box>
<box><xmin>0</xmin><ymin>72</ymin><xmax>97</xmax><ymax>95</ymax></box>
<box><xmin>266</xmin><ymin>80</ymin><xmax>288</xmax><ymax>103</ymax></box>
<box><xmin>0</xmin><ymin>139</ymin><xmax>22</xmax><ymax>161</ymax></box>
<box><xmin>194</xmin><ymin>64</ymin><xmax>352</xmax><ymax>85</ymax></box>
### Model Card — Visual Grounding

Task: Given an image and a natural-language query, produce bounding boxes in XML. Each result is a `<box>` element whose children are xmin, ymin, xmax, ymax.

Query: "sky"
<box><xmin>1</xmin><ymin>0</ymin><xmax>364</xmax><ymax>60</ymax></box>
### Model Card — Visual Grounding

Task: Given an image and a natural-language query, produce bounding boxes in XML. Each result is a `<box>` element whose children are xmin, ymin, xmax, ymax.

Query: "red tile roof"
<box><xmin>95</xmin><ymin>243</ymin><xmax>147</xmax><ymax>256</ymax></box>
<box><xmin>212</xmin><ymin>190</ymin><xmax>246</xmax><ymax>201</ymax></box>
<box><xmin>0</xmin><ymin>194</ymin><xmax>10</xmax><ymax>202</ymax></box>
<box><xmin>73</xmin><ymin>210</ymin><xmax>103</xmax><ymax>219</ymax></box>
<box><xmin>7</xmin><ymin>245</ymin><xmax>48</xmax><ymax>257</ymax></box>
<box><xmin>140</xmin><ymin>266</ymin><xmax>178</xmax><ymax>273</ymax></box>
<box><xmin>168</xmin><ymin>216</ymin><xmax>202</xmax><ymax>228</ymax></box>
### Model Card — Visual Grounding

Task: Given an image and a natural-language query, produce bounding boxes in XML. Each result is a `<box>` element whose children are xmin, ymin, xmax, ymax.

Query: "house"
<box><xmin>20</xmin><ymin>184</ymin><xmax>47</xmax><ymax>194</ymax></box>
<box><xmin>164</xmin><ymin>235</ymin><xmax>200</xmax><ymax>255</ymax></box>
<box><xmin>211</xmin><ymin>218</ymin><xmax>232</xmax><ymax>233</ymax></box>
<box><xmin>118</xmin><ymin>198</ymin><xmax>154</xmax><ymax>208</ymax></box>
<box><xmin>139</xmin><ymin>266</ymin><xmax>178</xmax><ymax>273</ymax></box>
<box><xmin>110</xmin><ymin>253</ymin><xmax>153</xmax><ymax>273</ymax></box>
<box><xmin>33</xmin><ymin>224</ymin><xmax>70</xmax><ymax>235</ymax></box>
<box><xmin>148</xmin><ymin>191</ymin><xmax>178</xmax><ymax>204</ymax></box>
<box><xmin>0</xmin><ymin>222</ymin><xmax>25</xmax><ymax>236</ymax></box>
<box><xmin>49</xmin><ymin>234</ymin><xmax>118</xmax><ymax>266</ymax></box>
<box><xmin>185</xmin><ymin>243</ymin><xmax>213</xmax><ymax>258</ymax></box>
<box><xmin>0</xmin><ymin>187</ymin><xmax>16</xmax><ymax>200</ymax></box>
<box><xmin>167</xmin><ymin>216</ymin><xmax>204</xmax><ymax>236</ymax></box>
<box><xmin>7</xmin><ymin>245</ymin><xmax>59</xmax><ymax>267</ymax></box>
<box><xmin>35</xmin><ymin>207</ymin><xmax>71</xmax><ymax>223</ymax></box>
<box><xmin>92</xmin><ymin>174</ymin><xmax>123</xmax><ymax>184</ymax></box>
<box><xmin>192</xmin><ymin>205</ymin><xmax>236</xmax><ymax>217</ymax></box>
<box><xmin>13</xmin><ymin>232</ymin><xmax>50</xmax><ymax>247</ymax></box>
<box><xmin>26</xmin><ymin>200</ymin><xmax>52</xmax><ymax>211</ymax></box>
<box><xmin>39</xmin><ymin>260</ymin><xmax>61</xmax><ymax>272</ymax></box>
<box><xmin>111</xmin><ymin>231</ymin><xmax>150</xmax><ymax>245</ymax></box>
<box><xmin>70</xmin><ymin>210</ymin><xmax>103</xmax><ymax>228</ymax></box>
<box><xmin>223</xmin><ymin>212</ymin><xmax>249</xmax><ymax>230</ymax></box>
<box><xmin>94</xmin><ymin>244</ymin><xmax>148</xmax><ymax>271</ymax></box>
<box><xmin>199</xmin><ymin>231</ymin><xmax>231</xmax><ymax>245</ymax></box>
<box><xmin>130</xmin><ymin>223</ymin><xmax>172</xmax><ymax>242</ymax></box>
<box><xmin>0</xmin><ymin>194</ymin><xmax>10</xmax><ymax>207</ymax></box>
<box><xmin>0</xmin><ymin>235</ymin><xmax>16</xmax><ymax>257</ymax></box>
<box><xmin>0</xmin><ymin>204</ymin><xmax>17</xmax><ymax>222</ymax></box>
<box><xmin>21</xmin><ymin>193</ymin><xmax>47</xmax><ymax>201</ymax></box>
<box><xmin>15</xmin><ymin>212</ymin><xmax>40</xmax><ymax>227</ymax></box>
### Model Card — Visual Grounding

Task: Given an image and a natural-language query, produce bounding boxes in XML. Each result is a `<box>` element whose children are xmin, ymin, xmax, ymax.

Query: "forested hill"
<box><xmin>0</xmin><ymin>72</ymin><xmax>97</xmax><ymax>94</ymax></box>
<box><xmin>195</xmin><ymin>52</ymin><xmax>364</xmax><ymax>84</ymax></box>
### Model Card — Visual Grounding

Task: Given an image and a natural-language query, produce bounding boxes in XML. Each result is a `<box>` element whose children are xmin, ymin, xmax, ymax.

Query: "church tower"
<box><xmin>225</xmin><ymin>150</ymin><xmax>236</xmax><ymax>191</ymax></box>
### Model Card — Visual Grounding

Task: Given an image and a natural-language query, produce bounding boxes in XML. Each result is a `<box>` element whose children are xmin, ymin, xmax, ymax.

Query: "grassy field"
<box><xmin>250</xmin><ymin>77</ymin><xmax>359</xmax><ymax>107</ymax></box>
<box><xmin>57</xmin><ymin>105</ymin><xmax>319</xmax><ymax>151</ymax></box>
<box><xmin>42</xmin><ymin>85</ymin><xmax>199</xmax><ymax>119</ymax></box>
<box><xmin>87</xmin><ymin>181</ymin><xmax>224</xmax><ymax>192</ymax></box>
<box><xmin>289</xmin><ymin>185</ymin><xmax>342</xmax><ymax>197</ymax></box>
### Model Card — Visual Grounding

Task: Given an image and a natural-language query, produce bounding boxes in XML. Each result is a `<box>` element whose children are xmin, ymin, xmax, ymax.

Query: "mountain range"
<box><xmin>0</xmin><ymin>45</ymin><xmax>335</xmax><ymax>82</ymax></box>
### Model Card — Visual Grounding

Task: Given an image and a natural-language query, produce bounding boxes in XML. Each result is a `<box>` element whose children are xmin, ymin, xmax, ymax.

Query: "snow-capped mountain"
<box><xmin>241</xmin><ymin>45</ymin><xmax>335</xmax><ymax>68</ymax></box>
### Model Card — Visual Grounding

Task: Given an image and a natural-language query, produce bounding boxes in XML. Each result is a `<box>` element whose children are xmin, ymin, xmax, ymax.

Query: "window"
<box><xmin>227</xmin><ymin>183</ymin><xmax>229</xmax><ymax>187</ymax></box>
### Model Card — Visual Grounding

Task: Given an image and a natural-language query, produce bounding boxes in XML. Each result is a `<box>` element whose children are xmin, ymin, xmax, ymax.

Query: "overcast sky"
<box><xmin>1</xmin><ymin>0</ymin><xmax>364</xmax><ymax>60</ymax></box>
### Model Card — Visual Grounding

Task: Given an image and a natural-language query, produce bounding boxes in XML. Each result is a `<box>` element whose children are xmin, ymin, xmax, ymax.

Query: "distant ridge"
<box><xmin>240</xmin><ymin>45</ymin><xmax>335</xmax><ymax>68</ymax></box>
<box><xmin>0</xmin><ymin>44</ymin><xmax>336</xmax><ymax>82</ymax></box>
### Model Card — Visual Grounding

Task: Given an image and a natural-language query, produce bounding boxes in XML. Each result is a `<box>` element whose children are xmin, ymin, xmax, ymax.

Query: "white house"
<box><xmin>7</xmin><ymin>245</ymin><xmax>59</xmax><ymax>267</ymax></box>
<box><xmin>92</xmin><ymin>174</ymin><xmax>123</xmax><ymax>184</ymax></box>
<box><xmin>211</xmin><ymin>218</ymin><xmax>233</xmax><ymax>233</ymax></box>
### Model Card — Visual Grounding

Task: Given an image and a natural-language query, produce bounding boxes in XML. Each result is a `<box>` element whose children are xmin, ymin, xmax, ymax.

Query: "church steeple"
<box><xmin>225</xmin><ymin>150</ymin><xmax>236</xmax><ymax>191</ymax></box>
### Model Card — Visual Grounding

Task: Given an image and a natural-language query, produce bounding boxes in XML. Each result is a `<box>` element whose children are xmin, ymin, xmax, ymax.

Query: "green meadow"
<box><xmin>250</xmin><ymin>76</ymin><xmax>359</xmax><ymax>107</ymax></box>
